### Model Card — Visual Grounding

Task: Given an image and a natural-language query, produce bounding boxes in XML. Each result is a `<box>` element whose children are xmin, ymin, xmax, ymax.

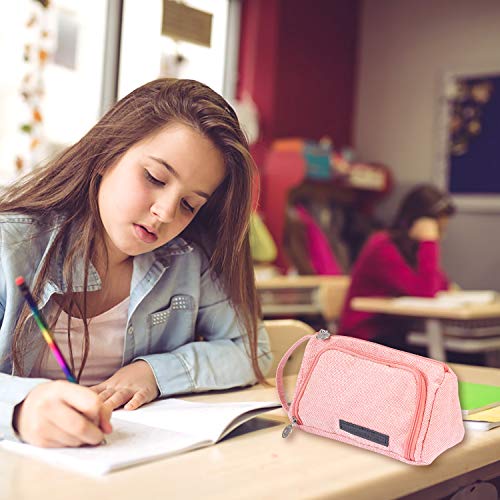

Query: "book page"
<box><xmin>0</xmin><ymin>398</ymin><xmax>280</xmax><ymax>475</ymax></box>
<box><xmin>1</xmin><ymin>419</ymin><xmax>206</xmax><ymax>476</ymax></box>
<box><xmin>464</xmin><ymin>406</ymin><xmax>500</xmax><ymax>423</ymax></box>
<box><xmin>463</xmin><ymin>420</ymin><xmax>500</xmax><ymax>431</ymax></box>
<box><xmin>114</xmin><ymin>398</ymin><xmax>280</xmax><ymax>443</ymax></box>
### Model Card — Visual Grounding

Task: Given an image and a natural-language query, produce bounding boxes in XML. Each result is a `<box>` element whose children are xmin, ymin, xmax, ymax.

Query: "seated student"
<box><xmin>339</xmin><ymin>184</ymin><xmax>455</xmax><ymax>351</ymax></box>
<box><xmin>0</xmin><ymin>79</ymin><xmax>272</xmax><ymax>448</ymax></box>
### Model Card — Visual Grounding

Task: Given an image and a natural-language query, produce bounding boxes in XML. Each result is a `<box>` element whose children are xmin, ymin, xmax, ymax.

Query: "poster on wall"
<box><xmin>435</xmin><ymin>67</ymin><xmax>500</xmax><ymax>212</ymax></box>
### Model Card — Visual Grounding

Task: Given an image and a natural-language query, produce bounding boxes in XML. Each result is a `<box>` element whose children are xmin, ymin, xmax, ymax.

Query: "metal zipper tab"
<box><xmin>316</xmin><ymin>329</ymin><xmax>331</xmax><ymax>340</ymax></box>
<box><xmin>282</xmin><ymin>417</ymin><xmax>298</xmax><ymax>438</ymax></box>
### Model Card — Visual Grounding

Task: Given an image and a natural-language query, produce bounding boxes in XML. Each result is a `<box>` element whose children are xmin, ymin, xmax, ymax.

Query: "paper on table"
<box><xmin>437</xmin><ymin>291</ymin><xmax>498</xmax><ymax>304</ymax></box>
<box><xmin>394</xmin><ymin>290</ymin><xmax>498</xmax><ymax>309</ymax></box>
<box><xmin>0</xmin><ymin>398</ymin><xmax>281</xmax><ymax>476</ymax></box>
<box><xmin>464</xmin><ymin>406</ymin><xmax>500</xmax><ymax>423</ymax></box>
<box><xmin>463</xmin><ymin>407</ymin><xmax>500</xmax><ymax>431</ymax></box>
<box><xmin>114</xmin><ymin>398</ymin><xmax>280</xmax><ymax>443</ymax></box>
<box><xmin>1</xmin><ymin>420</ymin><xmax>205</xmax><ymax>475</ymax></box>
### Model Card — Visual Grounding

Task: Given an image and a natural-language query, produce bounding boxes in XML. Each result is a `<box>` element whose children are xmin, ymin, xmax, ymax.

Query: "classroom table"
<box><xmin>0</xmin><ymin>364</ymin><xmax>499</xmax><ymax>500</ymax></box>
<box><xmin>256</xmin><ymin>275</ymin><xmax>350</xmax><ymax>329</ymax></box>
<box><xmin>351</xmin><ymin>297</ymin><xmax>500</xmax><ymax>362</ymax></box>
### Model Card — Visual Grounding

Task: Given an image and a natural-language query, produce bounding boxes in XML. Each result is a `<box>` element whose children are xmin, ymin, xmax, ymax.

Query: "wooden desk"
<box><xmin>0</xmin><ymin>365</ymin><xmax>499</xmax><ymax>500</ymax></box>
<box><xmin>351</xmin><ymin>297</ymin><xmax>500</xmax><ymax>362</ymax></box>
<box><xmin>256</xmin><ymin>275</ymin><xmax>350</xmax><ymax>328</ymax></box>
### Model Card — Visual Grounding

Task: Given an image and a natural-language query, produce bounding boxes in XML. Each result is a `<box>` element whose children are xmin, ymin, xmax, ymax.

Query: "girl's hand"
<box><xmin>409</xmin><ymin>217</ymin><xmax>440</xmax><ymax>241</ymax></box>
<box><xmin>90</xmin><ymin>361</ymin><xmax>159</xmax><ymax>411</ymax></box>
<box><xmin>13</xmin><ymin>380</ymin><xmax>112</xmax><ymax>448</ymax></box>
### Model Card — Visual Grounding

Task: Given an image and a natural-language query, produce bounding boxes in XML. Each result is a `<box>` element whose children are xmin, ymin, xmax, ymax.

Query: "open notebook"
<box><xmin>0</xmin><ymin>398</ymin><xmax>281</xmax><ymax>475</ymax></box>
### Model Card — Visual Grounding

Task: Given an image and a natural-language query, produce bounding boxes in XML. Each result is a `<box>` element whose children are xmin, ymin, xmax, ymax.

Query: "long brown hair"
<box><xmin>1</xmin><ymin>78</ymin><xmax>267</xmax><ymax>383</ymax></box>
<box><xmin>390</xmin><ymin>184</ymin><xmax>456</xmax><ymax>267</ymax></box>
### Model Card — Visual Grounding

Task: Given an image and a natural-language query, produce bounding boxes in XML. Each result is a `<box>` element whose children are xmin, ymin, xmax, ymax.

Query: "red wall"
<box><xmin>274</xmin><ymin>0</ymin><xmax>359</xmax><ymax>145</ymax></box>
<box><xmin>238</xmin><ymin>0</ymin><xmax>360</xmax><ymax>269</ymax></box>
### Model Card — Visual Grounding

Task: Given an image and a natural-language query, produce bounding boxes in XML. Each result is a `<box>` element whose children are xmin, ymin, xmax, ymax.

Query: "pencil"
<box><xmin>15</xmin><ymin>276</ymin><xmax>77</xmax><ymax>383</ymax></box>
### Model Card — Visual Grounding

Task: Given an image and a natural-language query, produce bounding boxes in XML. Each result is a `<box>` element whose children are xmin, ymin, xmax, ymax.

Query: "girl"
<box><xmin>0</xmin><ymin>78</ymin><xmax>272</xmax><ymax>448</ymax></box>
<box><xmin>339</xmin><ymin>184</ymin><xmax>455</xmax><ymax>349</ymax></box>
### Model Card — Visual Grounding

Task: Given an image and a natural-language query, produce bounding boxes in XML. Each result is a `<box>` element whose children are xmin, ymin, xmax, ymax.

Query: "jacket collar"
<box><xmin>39</xmin><ymin>219</ymin><xmax>193</xmax><ymax>308</ymax></box>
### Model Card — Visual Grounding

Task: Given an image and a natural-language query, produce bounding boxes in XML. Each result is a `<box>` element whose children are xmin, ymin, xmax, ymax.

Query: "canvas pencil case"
<box><xmin>276</xmin><ymin>329</ymin><xmax>464</xmax><ymax>465</ymax></box>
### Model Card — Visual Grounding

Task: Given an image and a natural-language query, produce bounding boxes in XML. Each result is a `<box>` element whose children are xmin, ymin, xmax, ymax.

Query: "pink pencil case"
<box><xmin>276</xmin><ymin>329</ymin><xmax>464</xmax><ymax>465</ymax></box>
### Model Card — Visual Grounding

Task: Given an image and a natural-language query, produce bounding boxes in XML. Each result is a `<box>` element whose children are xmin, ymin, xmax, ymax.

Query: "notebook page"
<box><xmin>463</xmin><ymin>406</ymin><xmax>500</xmax><ymax>423</ymax></box>
<box><xmin>463</xmin><ymin>420</ymin><xmax>500</xmax><ymax>431</ymax></box>
<box><xmin>1</xmin><ymin>419</ymin><xmax>206</xmax><ymax>476</ymax></box>
<box><xmin>114</xmin><ymin>398</ymin><xmax>280</xmax><ymax>443</ymax></box>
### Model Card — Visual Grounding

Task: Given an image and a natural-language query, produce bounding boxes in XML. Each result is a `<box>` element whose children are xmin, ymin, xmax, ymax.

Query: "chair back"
<box><xmin>264</xmin><ymin>319</ymin><xmax>315</xmax><ymax>376</ymax></box>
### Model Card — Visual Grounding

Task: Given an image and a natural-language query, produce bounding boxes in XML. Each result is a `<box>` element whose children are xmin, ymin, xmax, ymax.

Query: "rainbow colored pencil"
<box><xmin>16</xmin><ymin>276</ymin><xmax>77</xmax><ymax>383</ymax></box>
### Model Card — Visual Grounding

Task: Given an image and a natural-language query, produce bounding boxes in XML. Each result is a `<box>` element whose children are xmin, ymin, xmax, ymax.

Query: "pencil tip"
<box><xmin>15</xmin><ymin>276</ymin><xmax>25</xmax><ymax>286</ymax></box>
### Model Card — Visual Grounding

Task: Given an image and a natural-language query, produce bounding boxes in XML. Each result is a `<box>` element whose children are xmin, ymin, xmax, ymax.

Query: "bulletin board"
<box><xmin>435</xmin><ymin>67</ymin><xmax>500</xmax><ymax>212</ymax></box>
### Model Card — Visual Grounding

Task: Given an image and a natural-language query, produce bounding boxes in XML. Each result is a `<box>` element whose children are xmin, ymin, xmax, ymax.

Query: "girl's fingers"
<box><xmin>101</xmin><ymin>389</ymin><xmax>134</xmax><ymax>410</ymax></box>
<box><xmin>47</xmin><ymin>402</ymin><xmax>106</xmax><ymax>446</ymax></box>
<box><xmin>45</xmin><ymin>421</ymin><xmax>85</xmax><ymax>448</ymax></box>
<box><xmin>57</xmin><ymin>382</ymin><xmax>109</xmax><ymax>426</ymax></box>
<box><xmin>16</xmin><ymin>381</ymin><xmax>111</xmax><ymax>447</ymax></box>
<box><xmin>99</xmin><ymin>404</ymin><xmax>113</xmax><ymax>434</ymax></box>
<box><xmin>95</xmin><ymin>388</ymin><xmax>115</xmax><ymax>402</ymax></box>
<box><xmin>124</xmin><ymin>391</ymin><xmax>149</xmax><ymax>410</ymax></box>
<box><xmin>30</xmin><ymin>418</ymin><xmax>82</xmax><ymax>448</ymax></box>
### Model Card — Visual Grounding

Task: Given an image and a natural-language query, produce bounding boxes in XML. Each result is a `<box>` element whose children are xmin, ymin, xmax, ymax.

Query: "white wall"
<box><xmin>0</xmin><ymin>0</ymin><xmax>31</xmax><ymax>181</ymax></box>
<box><xmin>354</xmin><ymin>0</ymin><xmax>500</xmax><ymax>290</ymax></box>
<box><xmin>0</xmin><ymin>1</ymin><xmax>107</xmax><ymax>181</ymax></box>
<box><xmin>118</xmin><ymin>0</ymin><xmax>229</xmax><ymax>100</ymax></box>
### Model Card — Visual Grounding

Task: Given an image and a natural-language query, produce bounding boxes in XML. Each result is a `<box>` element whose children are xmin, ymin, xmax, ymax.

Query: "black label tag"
<box><xmin>339</xmin><ymin>420</ymin><xmax>389</xmax><ymax>447</ymax></box>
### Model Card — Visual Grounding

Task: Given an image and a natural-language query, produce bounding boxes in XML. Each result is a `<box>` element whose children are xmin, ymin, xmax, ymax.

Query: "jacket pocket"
<box><xmin>149</xmin><ymin>294</ymin><xmax>196</xmax><ymax>351</ymax></box>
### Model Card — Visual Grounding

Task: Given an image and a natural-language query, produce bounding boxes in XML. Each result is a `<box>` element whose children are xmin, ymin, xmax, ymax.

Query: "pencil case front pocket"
<box><xmin>276</xmin><ymin>330</ymin><xmax>465</xmax><ymax>465</ymax></box>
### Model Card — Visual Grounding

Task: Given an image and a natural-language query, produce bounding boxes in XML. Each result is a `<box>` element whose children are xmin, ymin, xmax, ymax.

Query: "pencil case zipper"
<box><xmin>286</xmin><ymin>345</ymin><xmax>444</xmax><ymax>462</ymax></box>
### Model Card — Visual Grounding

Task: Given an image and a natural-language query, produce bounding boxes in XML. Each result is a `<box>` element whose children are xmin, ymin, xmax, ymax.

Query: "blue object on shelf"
<box><xmin>303</xmin><ymin>141</ymin><xmax>333</xmax><ymax>180</ymax></box>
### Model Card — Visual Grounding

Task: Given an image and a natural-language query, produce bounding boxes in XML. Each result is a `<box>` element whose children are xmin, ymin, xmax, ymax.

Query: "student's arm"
<box><xmin>0</xmin><ymin>256</ymin><xmax>47</xmax><ymax>441</ymax></box>
<box><xmin>0</xmin><ymin>373</ymin><xmax>51</xmax><ymax>441</ymax></box>
<box><xmin>0</xmin><ymin>235</ymin><xmax>42</xmax><ymax>440</ymax></box>
<box><xmin>134</xmin><ymin>270</ymin><xmax>273</xmax><ymax>399</ymax></box>
<box><xmin>0</xmin><ymin>260</ymin><xmax>111</xmax><ymax>446</ymax></box>
<box><xmin>283</xmin><ymin>207</ymin><xmax>315</xmax><ymax>274</ymax></box>
<box><xmin>370</xmin><ymin>239</ymin><xmax>447</xmax><ymax>297</ymax></box>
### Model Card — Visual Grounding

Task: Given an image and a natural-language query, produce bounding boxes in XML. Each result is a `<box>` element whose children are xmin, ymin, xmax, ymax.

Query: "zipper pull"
<box><xmin>282</xmin><ymin>417</ymin><xmax>297</xmax><ymax>438</ymax></box>
<box><xmin>316</xmin><ymin>329</ymin><xmax>331</xmax><ymax>340</ymax></box>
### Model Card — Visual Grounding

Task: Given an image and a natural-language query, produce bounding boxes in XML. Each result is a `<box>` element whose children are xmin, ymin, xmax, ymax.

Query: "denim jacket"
<box><xmin>0</xmin><ymin>214</ymin><xmax>272</xmax><ymax>440</ymax></box>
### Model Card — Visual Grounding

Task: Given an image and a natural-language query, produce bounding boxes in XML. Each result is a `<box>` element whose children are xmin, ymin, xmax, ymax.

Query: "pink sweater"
<box><xmin>339</xmin><ymin>231</ymin><xmax>449</xmax><ymax>341</ymax></box>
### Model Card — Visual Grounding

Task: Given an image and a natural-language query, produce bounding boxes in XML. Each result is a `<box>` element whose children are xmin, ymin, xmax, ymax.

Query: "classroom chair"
<box><xmin>264</xmin><ymin>319</ymin><xmax>315</xmax><ymax>376</ymax></box>
<box><xmin>257</xmin><ymin>275</ymin><xmax>351</xmax><ymax>331</ymax></box>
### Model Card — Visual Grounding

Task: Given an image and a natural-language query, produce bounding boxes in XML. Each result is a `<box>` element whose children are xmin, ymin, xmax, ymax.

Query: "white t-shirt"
<box><xmin>31</xmin><ymin>297</ymin><xmax>129</xmax><ymax>386</ymax></box>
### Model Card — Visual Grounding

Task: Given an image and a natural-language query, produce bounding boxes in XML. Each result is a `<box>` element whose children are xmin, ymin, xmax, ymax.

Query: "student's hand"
<box><xmin>409</xmin><ymin>217</ymin><xmax>440</xmax><ymax>241</ymax></box>
<box><xmin>13</xmin><ymin>380</ymin><xmax>112</xmax><ymax>448</ymax></box>
<box><xmin>90</xmin><ymin>361</ymin><xmax>159</xmax><ymax>411</ymax></box>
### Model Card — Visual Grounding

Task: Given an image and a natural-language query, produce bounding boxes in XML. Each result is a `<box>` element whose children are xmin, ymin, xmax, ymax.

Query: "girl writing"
<box><xmin>0</xmin><ymin>79</ymin><xmax>272</xmax><ymax>448</ymax></box>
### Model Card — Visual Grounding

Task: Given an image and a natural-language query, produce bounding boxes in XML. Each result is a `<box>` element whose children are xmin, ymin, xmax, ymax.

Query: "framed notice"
<box><xmin>434</xmin><ymin>66</ymin><xmax>500</xmax><ymax>212</ymax></box>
